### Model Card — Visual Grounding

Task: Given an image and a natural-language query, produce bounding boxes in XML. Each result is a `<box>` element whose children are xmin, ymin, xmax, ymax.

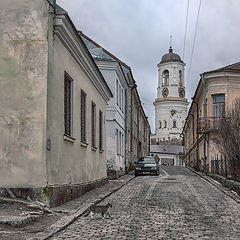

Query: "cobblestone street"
<box><xmin>50</xmin><ymin>166</ymin><xmax>240</xmax><ymax>239</ymax></box>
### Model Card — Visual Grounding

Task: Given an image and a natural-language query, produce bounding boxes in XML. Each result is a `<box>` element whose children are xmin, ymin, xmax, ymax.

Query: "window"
<box><xmin>116</xmin><ymin>80</ymin><xmax>119</xmax><ymax>105</ymax></box>
<box><xmin>179</xmin><ymin>70</ymin><xmax>182</xmax><ymax>85</ymax></box>
<box><xmin>116</xmin><ymin>129</ymin><xmax>119</xmax><ymax>154</ymax></box>
<box><xmin>119</xmin><ymin>86</ymin><xmax>122</xmax><ymax>109</ymax></box>
<box><xmin>64</xmin><ymin>72</ymin><xmax>73</xmax><ymax>137</ymax></box>
<box><xmin>213</xmin><ymin>94</ymin><xmax>225</xmax><ymax>118</ymax></box>
<box><xmin>164</xmin><ymin>120</ymin><xmax>167</xmax><ymax>128</ymax></box>
<box><xmin>173</xmin><ymin>120</ymin><xmax>177</xmax><ymax>128</ymax></box>
<box><xmin>159</xmin><ymin>121</ymin><xmax>162</xmax><ymax>129</ymax></box>
<box><xmin>122</xmin><ymin>133</ymin><xmax>124</xmax><ymax>156</ymax></box>
<box><xmin>80</xmin><ymin>90</ymin><xmax>86</xmax><ymax>143</ymax></box>
<box><xmin>91</xmin><ymin>101</ymin><xmax>96</xmax><ymax>148</ymax></box>
<box><xmin>162</xmin><ymin>70</ymin><xmax>169</xmax><ymax>86</ymax></box>
<box><xmin>121</xmin><ymin>89</ymin><xmax>124</xmax><ymax>110</ymax></box>
<box><xmin>99</xmin><ymin>110</ymin><xmax>103</xmax><ymax>150</ymax></box>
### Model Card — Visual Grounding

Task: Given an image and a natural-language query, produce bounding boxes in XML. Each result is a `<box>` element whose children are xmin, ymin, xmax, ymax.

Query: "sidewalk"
<box><xmin>186</xmin><ymin>167</ymin><xmax>240</xmax><ymax>204</ymax></box>
<box><xmin>0</xmin><ymin>172</ymin><xmax>135</xmax><ymax>240</ymax></box>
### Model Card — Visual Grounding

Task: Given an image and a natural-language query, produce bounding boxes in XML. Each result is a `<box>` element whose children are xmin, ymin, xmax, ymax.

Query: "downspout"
<box><xmin>125</xmin><ymin>84</ymin><xmax>136</xmax><ymax>173</ymax></box>
<box><xmin>191</xmin><ymin>97</ymin><xmax>200</xmax><ymax>171</ymax></box>
<box><xmin>124</xmin><ymin>88</ymin><xmax>128</xmax><ymax>173</ymax></box>
<box><xmin>201</xmin><ymin>73</ymin><xmax>207</xmax><ymax>172</ymax></box>
<box><xmin>190</xmin><ymin>113</ymin><xmax>196</xmax><ymax>169</ymax></box>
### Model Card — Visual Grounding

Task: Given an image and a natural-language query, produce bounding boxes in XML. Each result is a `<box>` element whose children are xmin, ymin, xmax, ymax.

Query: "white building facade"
<box><xmin>152</xmin><ymin>46</ymin><xmax>188</xmax><ymax>143</ymax></box>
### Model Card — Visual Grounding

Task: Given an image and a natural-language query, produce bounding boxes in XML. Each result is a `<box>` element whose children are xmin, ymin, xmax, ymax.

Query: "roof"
<box><xmin>160</xmin><ymin>47</ymin><xmax>183</xmax><ymax>64</ymax></box>
<box><xmin>204</xmin><ymin>62</ymin><xmax>240</xmax><ymax>74</ymax></box>
<box><xmin>79</xmin><ymin>32</ymin><xmax>130</xmax><ymax>72</ymax></box>
<box><xmin>150</xmin><ymin>144</ymin><xmax>184</xmax><ymax>155</ymax></box>
<box><xmin>78</xmin><ymin>32</ymin><xmax>151</xmax><ymax>131</ymax></box>
<box><xmin>47</xmin><ymin>0</ymin><xmax>68</xmax><ymax>14</ymax></box>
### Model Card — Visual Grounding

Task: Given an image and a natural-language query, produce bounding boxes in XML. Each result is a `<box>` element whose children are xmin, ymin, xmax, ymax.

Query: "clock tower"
<box><xmin>152</xmin><ymin>46</ymin><xmax>188</xmax><ymax>143</ymax></box>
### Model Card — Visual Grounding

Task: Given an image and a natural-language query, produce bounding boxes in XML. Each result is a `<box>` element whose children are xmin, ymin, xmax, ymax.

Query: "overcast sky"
<box><xmin>57</xmin><ymin>0</ymin><xmax>240</xmax><ymax>132</ymax></box>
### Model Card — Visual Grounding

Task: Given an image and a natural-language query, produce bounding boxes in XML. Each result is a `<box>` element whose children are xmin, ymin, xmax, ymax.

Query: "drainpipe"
<box><xmin>201</xmin><ymin>73</ymin><xmax>207</xmax><ymax>172</ymax></box>
<box><xmin>191</xmin><ymin>97</ymin><xmax>200</xmax><ymax>171</ymax></box>
<box><xmin>125</xmin><ymin>84</ymin><xmax>136</xmax><ymax>173</ymax></box>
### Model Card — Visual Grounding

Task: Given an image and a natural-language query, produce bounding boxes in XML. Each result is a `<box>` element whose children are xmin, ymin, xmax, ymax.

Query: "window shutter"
<box><xmin>91</xmin><ymin>101</ymin><xmax>96</xmax><ymax>147</ymax></box>
<box><xmin>81</xmin><ymin>90</ymin><xmax>86</xmax><ymax>142</ymax></box>
<box><xmin>64</xmin><ymin>73</ymin><xmax>72</xmax><ymax>136</ymax></box>
<box><xmin>99</xmin><ymin>110</ymin><xmax>103</xmax><ymax>150</ymax></box>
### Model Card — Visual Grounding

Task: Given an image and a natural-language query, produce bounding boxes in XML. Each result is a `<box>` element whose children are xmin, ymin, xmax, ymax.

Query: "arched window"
<box><xmin>179</xmin><ymin>70</ymin><xmax>182</xmax><ymax>86</ymax></box>
<box><xmin>173</xmin><ymin>120</ymin><xmax>177</xmax><ymax>128</ymax></box>
<box><xmin>159</xmin><ymin>121</ymin><xmax>162</xmax><ymax>129</ymax></box>
<box><xmin>164</xmin><ymin>120</ymin><xmax>167</xmax><ymax>128</ymax></box>
<box><xmin>162</xmin><ymin>70</ymin><xmax>169</xmax><ymax>86</ymax></box>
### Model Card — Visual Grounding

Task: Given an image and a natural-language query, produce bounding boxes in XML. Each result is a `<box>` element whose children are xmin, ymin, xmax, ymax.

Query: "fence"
<box><xmin>211</xmin><ymin>155</ymin><xmax>228</xmax><ymax>177</ymax></box>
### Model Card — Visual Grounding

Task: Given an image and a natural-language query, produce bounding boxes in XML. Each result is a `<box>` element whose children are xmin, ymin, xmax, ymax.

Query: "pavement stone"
<box><xmin>49</xmin><ymin>166</ymin><xmax>240</xmax><ymax>240</ymax></box>
<box><xmin>27</xmin><ymin>173</ymin><xmax>135</xmax><ymax>240</ymax></box>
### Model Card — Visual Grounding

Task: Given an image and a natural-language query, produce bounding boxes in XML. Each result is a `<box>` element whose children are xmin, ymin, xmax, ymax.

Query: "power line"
<box><xmin>183</xmin><ymin>0</ymin><xmax>190</xmax><ymax>61</ymax></box>
<box><xmin>186</xmin><ymin>0</ymin><xmax>202</xmax><ymax>86</ymax></box>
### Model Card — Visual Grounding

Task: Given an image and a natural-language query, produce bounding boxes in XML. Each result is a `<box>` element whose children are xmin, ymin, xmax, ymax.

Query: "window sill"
<box><xmin>64</xmin><ymin>135</ymin><xmax>76</xmax><ymax>143</ymax></box>
<box><xmin>81</xmin><ymin>141</ymin><xmax>88</xmax><ymax>147</ymax></box>
<box><xmin>91</xmin><ymin>146</ymin><xmax>97</xmax><ymax>151</ymax></box>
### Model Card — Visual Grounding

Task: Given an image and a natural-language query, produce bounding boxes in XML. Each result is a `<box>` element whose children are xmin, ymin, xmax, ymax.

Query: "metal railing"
<box><xmin>197</xmin><ymin>117</ymin><xmax>223</xmax><ymax>133</ymax></box>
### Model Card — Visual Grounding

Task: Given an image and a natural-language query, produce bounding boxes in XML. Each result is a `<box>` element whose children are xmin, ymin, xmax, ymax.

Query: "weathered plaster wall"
<box><xmin>0</xmin><ymin>0</ymin><xmax>50</xmax><ymax>187</ymax></box>
<box><xmin>46</xmin><ymin>35</ymin><xmax>107</xmax><ymax>185</ymax></box>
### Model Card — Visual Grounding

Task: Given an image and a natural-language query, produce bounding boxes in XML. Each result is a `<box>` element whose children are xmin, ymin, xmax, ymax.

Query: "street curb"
<box><xmin>28</xmin><ymin>175</ymin><xmax>135</xmax><ymax>240</ymax></box>
<box><xmin>186</xmin><ymin>167</ymin><xmax>240</xmax><ymax>204</ymax></box>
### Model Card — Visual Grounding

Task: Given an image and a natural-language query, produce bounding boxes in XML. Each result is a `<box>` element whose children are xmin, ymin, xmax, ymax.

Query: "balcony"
<box><xmin>197</xmin><ymin>117</ymin><xmax>223</xmax><ymax>133</ymax></box>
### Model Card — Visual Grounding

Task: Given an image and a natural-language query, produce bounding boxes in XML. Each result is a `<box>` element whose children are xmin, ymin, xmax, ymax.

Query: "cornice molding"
<box><xmin>54</xmin><ymin>15</ymin><xmax>112</xmax><ymax>102</ymax></box>
<box><xmin>154</xmin><ymin>97</ymin><xmax>188</xmax><ymax>104</ymax></box>
<box><xmin>96</xmin><ymin>61</ymin><xmax>128</xmax><ymax>89</ymax></box>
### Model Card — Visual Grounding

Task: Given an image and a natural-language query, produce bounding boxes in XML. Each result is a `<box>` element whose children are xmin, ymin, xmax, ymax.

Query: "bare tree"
<box><xmin>214</xmin><ymin>98</ymin><xmax>240</xmax><ymax>180</ymax></box>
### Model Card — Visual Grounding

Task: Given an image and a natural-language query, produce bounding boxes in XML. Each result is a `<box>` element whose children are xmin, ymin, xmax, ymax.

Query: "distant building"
<box><xmin>183</xmin><ymin>62</ymin><xmax>240</xmax><ymax>173</ymax></box>
<box><xmin>150</xmin><ymin>145</ymin><xmax>184</xmax><ymax>166</ymax></box>
<box><xmin>0</xmin><ymin>0</ymin><xmax>112</xmax><ymax>206</ymax></box>
<box><xmin>80</xmin><ymin>32</ymin><xmax>151</xmax><ymax>178</ymax></box>
<box><xmin>150</xmin><ymin>46</ymin><xmax>188</xmax><ymax>166</ymax></box>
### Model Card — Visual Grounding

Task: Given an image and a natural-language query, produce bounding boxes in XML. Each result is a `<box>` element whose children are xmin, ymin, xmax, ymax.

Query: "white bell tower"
<box><xmin>152</xmin><ymin>46</ymin><xmax>188</xmax><ymax>143</ymax></box>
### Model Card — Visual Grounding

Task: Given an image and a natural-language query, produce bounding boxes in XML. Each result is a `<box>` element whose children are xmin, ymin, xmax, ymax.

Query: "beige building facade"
<box><xmin>79</xmin><ymin>32</ymin><xmax>151</xmax><ymax>177</ymax></box>
<box><xmin>183</xmin><ymin>62</ymin><xmax>240</xmax><ymax>173</ymax></box>
<box><xmin>0</xmin><ymin>0</ymin><xmax>112</xmax><ymax>206</ymax></box>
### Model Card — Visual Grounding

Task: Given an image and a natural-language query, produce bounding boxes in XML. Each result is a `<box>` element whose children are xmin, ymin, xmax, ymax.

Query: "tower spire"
<box><xmin>169</xmin><ymin>36</ymin><xmax>173</xmax><ymax>53</ymax></box>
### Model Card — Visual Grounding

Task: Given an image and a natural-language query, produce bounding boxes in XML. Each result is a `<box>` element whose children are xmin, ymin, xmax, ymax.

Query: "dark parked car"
<box><xmin>135</xmin><ymin>156</ymin><xmax>160</xmax><ymax>176</ymax></box>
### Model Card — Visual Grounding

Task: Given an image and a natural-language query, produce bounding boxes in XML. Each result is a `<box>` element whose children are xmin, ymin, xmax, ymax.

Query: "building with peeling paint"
<box><xmin>0</xmin><ymin>0</ymin><xmax>112</xmax><ymax>206</ymax></box>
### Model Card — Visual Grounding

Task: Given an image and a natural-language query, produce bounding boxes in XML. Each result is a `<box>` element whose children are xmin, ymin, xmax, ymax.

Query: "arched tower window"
<box><xmin>179</xmin><ymin>70</ymin><xmax>182</xmax><ymax>86</ymax></box>
<box><xmin>173</xmin><ymin>120</ymin><xmax>177</xmax><ymax>128</ymax></box>
<box><xmin>164</xmin><ymin>120</ymin><xmax>167</xmax><ymax>128</ymax></box>
<box><xmin>159</xmin><ymin>121</ymin><xmax>162</xmax><ymax>129</ymax></box>
<box><xmin>162</xmin><ymin>70</ymin><xmax>169</xmax><ymax>86</ymax></box>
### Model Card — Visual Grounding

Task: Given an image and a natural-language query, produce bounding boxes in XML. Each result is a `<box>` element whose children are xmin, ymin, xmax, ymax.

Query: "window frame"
<box><xmin>64</xmin><ymin>71</ymin><xmax>73</xmax><ymax>138</ymax></box>
<box><xmin>99</xmin><ymin>110</ymin><xmax>103</xmax><ymax>151</ymax></box>
<box><xmin>80</xmin><ymin>89</ymin><xmax>87</xmax><ymax>143</ymax></box>
<box><xmin>91</xmin><ymin>101</ymin><xmax>96</xmax><ymax>149</ymax></box>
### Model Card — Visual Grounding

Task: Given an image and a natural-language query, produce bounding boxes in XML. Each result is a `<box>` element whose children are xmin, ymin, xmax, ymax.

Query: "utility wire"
<box><xmin>183</xmin><ymin>0</ymin><xmax>190</xmax><ymax>61</ymax></box>
<box><xmin>186</xmin><ymin>0</ymin><xmax>202</xmax><ymax>86</ymax></box>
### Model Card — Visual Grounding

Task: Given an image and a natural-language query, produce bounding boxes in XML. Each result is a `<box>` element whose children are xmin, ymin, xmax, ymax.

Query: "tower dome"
<box><xmin>160</xmin><ymin>46</ymin><xmax>183</xmax><ymax>64</ymax></box>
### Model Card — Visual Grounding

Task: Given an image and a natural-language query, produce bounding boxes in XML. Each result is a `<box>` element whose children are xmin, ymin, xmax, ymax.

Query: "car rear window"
<box><xmin>139</xmin><ymin>157</ymin><xmax>156</xmax><ymax>164</ymax></box>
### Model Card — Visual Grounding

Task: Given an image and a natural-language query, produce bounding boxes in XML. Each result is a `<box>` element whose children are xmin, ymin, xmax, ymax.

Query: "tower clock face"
<box><xmin>178</xmin><ymin>87</ymin><xmax>185</xmax><ymax>98</ymax></box>
<box><xmin>162</xmin><ymin>87</ymin><xmax>169</xmax><ymax>97</ymax></box>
